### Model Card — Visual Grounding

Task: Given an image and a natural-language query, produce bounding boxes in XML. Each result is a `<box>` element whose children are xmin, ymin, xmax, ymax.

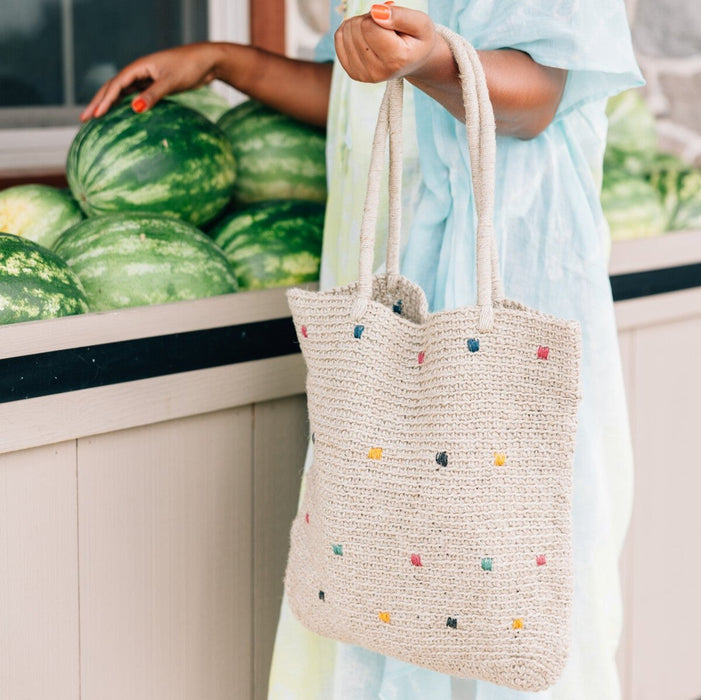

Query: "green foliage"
<box><xmin>603</xmin><ymin>90</ymin><xmax>701</xmax><ymax>238</ymax></box>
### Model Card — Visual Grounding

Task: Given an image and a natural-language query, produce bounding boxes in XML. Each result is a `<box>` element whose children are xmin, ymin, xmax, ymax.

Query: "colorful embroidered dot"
<box><xmin>467</xmin><ymin>338</ymin><xmax>480</xmax><ymax>353</ymax></box>
<box><xmin>481</xmin><ymin>557</ymin><xmax>493</xmax><ymax>571</ymax></box>
<box><xmin>436</xmin><ymin>451</ymin><xmax>448</xmax><ymax>467</ymax></box>
<box><xmin>305</xmin><ymin>512</ymin><xmax>310</xmax><ymax>524</ymax></box>
<box><xmin>393</xmin><ymin>299</ymin><xmax>403</xmax><ymax>314</ymax></box>
<box><xmin>379</xmin><ymin>611</ymin><xmax>391</xmax><ymax>624</ymax></box>
<box><xmin>513</xmin><ymin>618</ymin><xmax>524</xmax><ymax>630</ymax></box>
<box><xmin>319</xmin><ymin>590</ymin><xmax>325</xmax><ymax>601</ymax></box>
<box><xmin>418</xmin><ymin>350</ymin><xmax>426</xmax><ymax>365</ymax></box>
<box><xmin>538</xmin><ymin>345</ymin><xmax>550</xmax><ymax>360</ymax></box>
<box><xmin>368</xmin><ymin>447</ymin><xmax>383</xmax><ymax>460</ymax></box>
<box><xmin>301</xmin><ymin>325</ymin><xmax>308</xmax><ymax>338</ymax></box>
<box><xmin>536</xmin><ymin>554</ymin><xmax>547</xmax><ymax>566</ymax></box>
<box><xmin>354</xmin><ymin>324</ymin><xmax>365</xmax><ymax>339</ymax></box>
<box><xmin>494</xmin><ymin>452</ymin><xmax>506</xmax><ymax>466</ymax></box>
<box><xmin>332</xmin><ymin>544</ymin><xmax>344</xmax><ymax>556</ymax></box>
<box><xmin>447</xmin><ymin>617</ymin><xmax>458</xmax><ymax>629</ymax></box>
<box><xmin>411</xmin><ymin>554</ymin><xmax>423</xmax><ymax>567</ymax></box>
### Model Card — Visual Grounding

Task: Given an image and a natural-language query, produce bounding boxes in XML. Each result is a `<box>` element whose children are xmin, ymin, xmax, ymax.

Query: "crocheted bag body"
<box><xmin>284</xmin><ymin>28</ymin><xmax>582</xmax><ymax>692</ymax></box>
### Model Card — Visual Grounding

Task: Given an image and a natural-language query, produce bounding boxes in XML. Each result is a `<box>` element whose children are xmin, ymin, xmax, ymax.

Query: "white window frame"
<box><xmin>0</xmin><ymin>0</ymin><xmax>249</xmax><ymax>173</ymax></box>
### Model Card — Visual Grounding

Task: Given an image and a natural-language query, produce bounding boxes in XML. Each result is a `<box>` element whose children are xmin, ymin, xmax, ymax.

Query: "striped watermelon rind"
<box><xmin>217</xmin><ymin>101</ymin><xmax>327</xmax><ymax>204</ymax></box>
<box><xmin>168</xmin><ymin>86</ymin><xmax>232</xmax><ymax>123</ymax></box>
<box><xmin>67</xmin><ymin>99</ymin><xmax>236</xmax><ymax>227</ymax></box>
<box><xmin>0</xmin><ymin>232</ymin><xmax>89</xmax><ymax>325</ymax></box>
<box><xmin>210</xmin><ymin>200</ymin><xmax>324</xmax><ymax>290</ymax></box>
<box><xmin>0</xmin><ymin>184</ymin><xmax>84</xmax><ymax>249</ymax></box>
<box><xmin>53</xmin><ymin>213</ymin><xmax>238</xmax><ymax>311</ymax></box>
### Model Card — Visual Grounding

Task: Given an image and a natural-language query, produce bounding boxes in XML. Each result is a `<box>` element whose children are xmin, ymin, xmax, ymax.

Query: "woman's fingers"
<box><xmin>81</xmin><ymin>61</ymin><xmax>164</xmax><ymax>120</ymax></box>
<box><xmin>334</xmin><ymin>5</ymin><xmax>437</xmax><ymax>83</ymax></box>
<box><xmin>336</xmin><ymin>12</ymin><xmax>397</xmax><ymax>82</ymax></box>
<box><xmin>80</xmin><ymin>82</ymin><xmax>110</xmax><ymax>121</ymax></box>
<box><xmin>368</xmin><ymin>3</ymin><xmax>433</xmax><ymax>40</ymax></box>
<box><xmin>96</xmin><ymin>64</ymin><xmax>159</xmax><ymax>118</ymax></box>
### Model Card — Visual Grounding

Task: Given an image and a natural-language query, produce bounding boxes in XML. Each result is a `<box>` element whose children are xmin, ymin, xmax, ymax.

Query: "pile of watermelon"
<box><xmin>602</xmin><ymin>89</ymin><xmax>701</xmax><ymax>240</ymax></box>
<box><xmin>0</xmin><ymin>88</ymin><xmax>327</xmax><ymax>325</ymax></box>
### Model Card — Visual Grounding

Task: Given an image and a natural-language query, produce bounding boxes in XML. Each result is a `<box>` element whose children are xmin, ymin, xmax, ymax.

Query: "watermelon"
<box><xmin>0</xmin><ymin>232</ymin><xmax>89</xmax><ymax>325</ymax></box>
<box><xmin>210</xmin><ymin>200</ymin><xmax>324</xmax><ymax>290</ymax></box>
<box><xmin>168</xmin><ymin>86</ymin><xmax>231</xmax><ymax>123</ymax></box>
<box><xmin>53</xmin><ymin>213</ymin><xmax>238</xmax><ymax>311</ymax></box>
<box><xmin>601</xmin><ymin>174</ymin><xmax>666</xmax><ymax>240</ymax></box>
<box><xmin>217</xmin><ymin>100</ymin><xmax>327</xmax><ymax>204</ymax></box>
<box><xmin>0</xmin><ymin>184</ymin><xmax>84</xmax><ymax>249</ymax></box>
<box><xmin>67</xmin><ymin>99</ymin><xmax>236</xmax><ymax>227</ymax></box>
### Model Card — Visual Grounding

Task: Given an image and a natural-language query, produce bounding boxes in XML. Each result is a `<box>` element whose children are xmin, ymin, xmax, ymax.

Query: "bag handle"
<box><xmin>350</xmin><ymin>26</ymin><xmax>504</xmax><ymax>332</ymax></box>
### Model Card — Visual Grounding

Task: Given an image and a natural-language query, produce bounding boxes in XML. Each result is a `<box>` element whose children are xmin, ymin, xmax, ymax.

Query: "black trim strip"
<box><xmin>1</xmin><ymin>265</ymin><xmax>700</xmax><ymax>405</ymax></box>
<box><xmin>0</xmin><ymin>317</ymin><xmax>299</xmax><ymax>405</ymax></box>
<box><xmin>610</xmin><ymin>263</ymin><xmax>701</xmax><ymax>301</ymax></box>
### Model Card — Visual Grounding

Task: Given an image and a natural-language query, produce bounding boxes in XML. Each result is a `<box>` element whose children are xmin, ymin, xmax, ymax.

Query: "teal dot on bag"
<box><xmin>467</xmin><ymin>338</ymin><xmax>480</xmax><ymax>353</ymax></box>
<box><xmin>436</xmin><ymin>451</ymin><xmax>448</xmax><ymax>467</ymax></box>
<box><xmin>481</xmin><ymin>557</ymin><xmax>493</xmax><ymax>571</ymax></box>
<box><xmin>393</xmin><ymin>299</ymin><xmax>403</xmax><ymax>314</ymax></box>
<box><xmin>332</xmin><ymin>544</ymin><xmax>344</xmax><ymax>556</ymax></box>
<box><xmin>447</xmin><ymin>617</ymin><xmax>458</xmax><ymax>629</ymax></box>
<box><xmin>354</xmin><ymin>325</ymin><xmax>365</xmax><ymax>339</ymax></box>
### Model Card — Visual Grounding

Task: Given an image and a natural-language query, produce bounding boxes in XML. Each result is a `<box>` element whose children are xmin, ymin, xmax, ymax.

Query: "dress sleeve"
<box><xmin>455</xmin><ymin>0</ymin><xmax>645</xmax><ymax>118</ymax></box>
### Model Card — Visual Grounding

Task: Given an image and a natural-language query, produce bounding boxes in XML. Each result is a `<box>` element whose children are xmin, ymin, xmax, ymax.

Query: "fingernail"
<box><xmin>384</xmin><ymin>1</ymin><xmax>395</xmax><ymax>4</ymax></box>
<box><xmin>132</xmin><ymin>98</ymin><xmax>147</xmax><ymax>113</ymax></box>
<box><xmin>371</xmin><ymin>4</ymin><xmax>391</xmax><ymax>19</ymax></box>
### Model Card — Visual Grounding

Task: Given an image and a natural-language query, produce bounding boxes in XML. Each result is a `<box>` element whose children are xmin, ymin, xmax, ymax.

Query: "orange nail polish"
<box><xmin>371</xmin><ymin>4</ymin><xmax>391</xmax><ymax>20</ymax></box>
<box><xmin>132</xmin><ymin>98</ymin><xmax>147</xmax><ymax>113</ymax></box>
<box><xmin>384</xmin><ymin>1</ymin><xmax>395</xmax><ymax>4</ymax></box>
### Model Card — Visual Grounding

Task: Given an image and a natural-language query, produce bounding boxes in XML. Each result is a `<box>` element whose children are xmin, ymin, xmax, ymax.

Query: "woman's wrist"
<box><xmin>406</xmin><ymin>33</ymin><xmax>456</xmax><ymax>86</ymax></box>
<box><xmin>210</xmin><ymin>42</ymin><xmax>249</xmax><ymax>87</ymax></box>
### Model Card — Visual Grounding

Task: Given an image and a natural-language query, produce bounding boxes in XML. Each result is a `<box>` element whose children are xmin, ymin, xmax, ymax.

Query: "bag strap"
<box><xmin>351</xmin><ymin>26</ymin><xmax>504</xmax><ymax>333</ymax></box>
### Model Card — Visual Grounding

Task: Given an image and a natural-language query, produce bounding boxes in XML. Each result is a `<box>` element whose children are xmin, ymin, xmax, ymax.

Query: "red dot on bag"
<box><xmin>301</xmin><ymin>325</ymin><xmax>308</xmax><ymax>338</ymax></box>
<box><xmin>537</xmin><ymin>345</ymin><xmax>549</xmax><ymax>360</ymax></box>
<box><xmin>418</xmin><ymin>351</ymin><xmax>425</xmax><ymax>365</ymax></box>
<box><xmin>411</xmin><ymin>554</ymin><xmax>423</xmax><ymax>567</ymax></box>
<box><xmin>305</xmin><ymin>512</ymin><xmax>310</xmax><ymax>524</ymax></box>
<box><xmin>536</xmin><ymin>554</ymin><xmax>546</xmax><ymax>566</ymax></box>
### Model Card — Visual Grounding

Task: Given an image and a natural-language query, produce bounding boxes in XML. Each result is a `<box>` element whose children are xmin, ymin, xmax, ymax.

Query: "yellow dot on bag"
<box><xmin>494</xmin><ymin>452</ymin><xmax>506</xmax><ymax>466</ymax></box>
<box><xmin>513</xmin><ymin>618</ymin><xmax>524</xmax><ymax>630</ymax></box>
<box><xmin>368</xmin><ymin>447</ymin><xmax>383</xmax><ymax>460</ymax></box>
<box><xmin>379</xmin><ymin>611</ymin><xmax>391</xmax><ymax>624</ymax></box>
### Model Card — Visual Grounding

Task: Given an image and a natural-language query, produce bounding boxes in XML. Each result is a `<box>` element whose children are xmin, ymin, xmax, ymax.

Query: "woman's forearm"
<box><xmin>408</xmin><ymin>37</ymin><xmax>567</xmax><ymax>139</ymax></box>
<box><xmin>211</xmin><ymin>43</ymin><xmax>333</xmax><ymax>128</ymax></box>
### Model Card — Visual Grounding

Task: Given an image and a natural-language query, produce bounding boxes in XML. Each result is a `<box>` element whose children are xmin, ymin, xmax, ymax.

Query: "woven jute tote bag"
<box><xmin>284</xmin><ymin>27</ymin><xmax>582</xmax><ymax>692</ymax></box>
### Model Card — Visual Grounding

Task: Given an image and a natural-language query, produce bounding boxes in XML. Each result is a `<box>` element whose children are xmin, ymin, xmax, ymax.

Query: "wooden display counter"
<box><xmin>0</xmin><ymin>287</ymin><xmax>310</xmax><ymax>700</ymax></box>
<box><xmin>0</xmin><ymin>232</ymin><xmax>700</xmax><ymax>700</ymax></box>
<box><xmin>610</xmin><ymin>231</ymin><xmax>701</xmax><ymax>700</ymax></box>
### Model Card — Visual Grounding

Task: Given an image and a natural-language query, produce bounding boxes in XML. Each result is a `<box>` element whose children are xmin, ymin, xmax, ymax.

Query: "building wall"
<box><xmin>629</xmin><ymin>0</ymin><xmax>701</xmax><ymax>164</ymax></box>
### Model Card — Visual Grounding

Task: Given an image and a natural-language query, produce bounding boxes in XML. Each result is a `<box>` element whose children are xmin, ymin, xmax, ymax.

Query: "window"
<box><xmin>0</xmin><ymin>0</ymin><xmax>248</xmax><ymax>171</ymax></box>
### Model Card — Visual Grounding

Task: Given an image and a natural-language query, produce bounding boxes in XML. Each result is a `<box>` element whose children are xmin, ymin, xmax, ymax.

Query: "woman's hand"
<box><xmin>80</xmin><ymin>42</ymin><xmax>224</xmax><ymax>121</ymax></box>
<box><xmin>334</xmin><ymin>3</ymin><xmax>441</xmax><ymax>83</ymax></box>
<box><xmin>79</xmin><ymin>41</ymin><xmax>333</xmax><ymax>128</ymax></box>
<box><xmin>334</xmin><ymin>2</ymin><xmax>567</xmax><ymax>139</ymax></box>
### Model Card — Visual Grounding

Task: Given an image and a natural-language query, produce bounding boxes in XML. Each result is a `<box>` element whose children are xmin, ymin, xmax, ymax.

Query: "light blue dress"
<box><xmin>268</xmin><ymin>2</ymin><xmax>644</xmax><ymax>698</ymax></box>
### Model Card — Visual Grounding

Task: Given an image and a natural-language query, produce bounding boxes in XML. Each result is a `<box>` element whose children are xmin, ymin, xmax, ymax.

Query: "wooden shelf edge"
<box><xmin>0</xmin><ymin>354</ymin><xmax>307</xmax><ymax>455</ymax></box>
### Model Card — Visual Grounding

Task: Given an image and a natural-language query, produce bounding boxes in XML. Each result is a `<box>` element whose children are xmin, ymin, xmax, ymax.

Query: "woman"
<box><xmin>83</xmin><ymin>2</ymin><xmax>643</xmax><ymax>697</ymax></box>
